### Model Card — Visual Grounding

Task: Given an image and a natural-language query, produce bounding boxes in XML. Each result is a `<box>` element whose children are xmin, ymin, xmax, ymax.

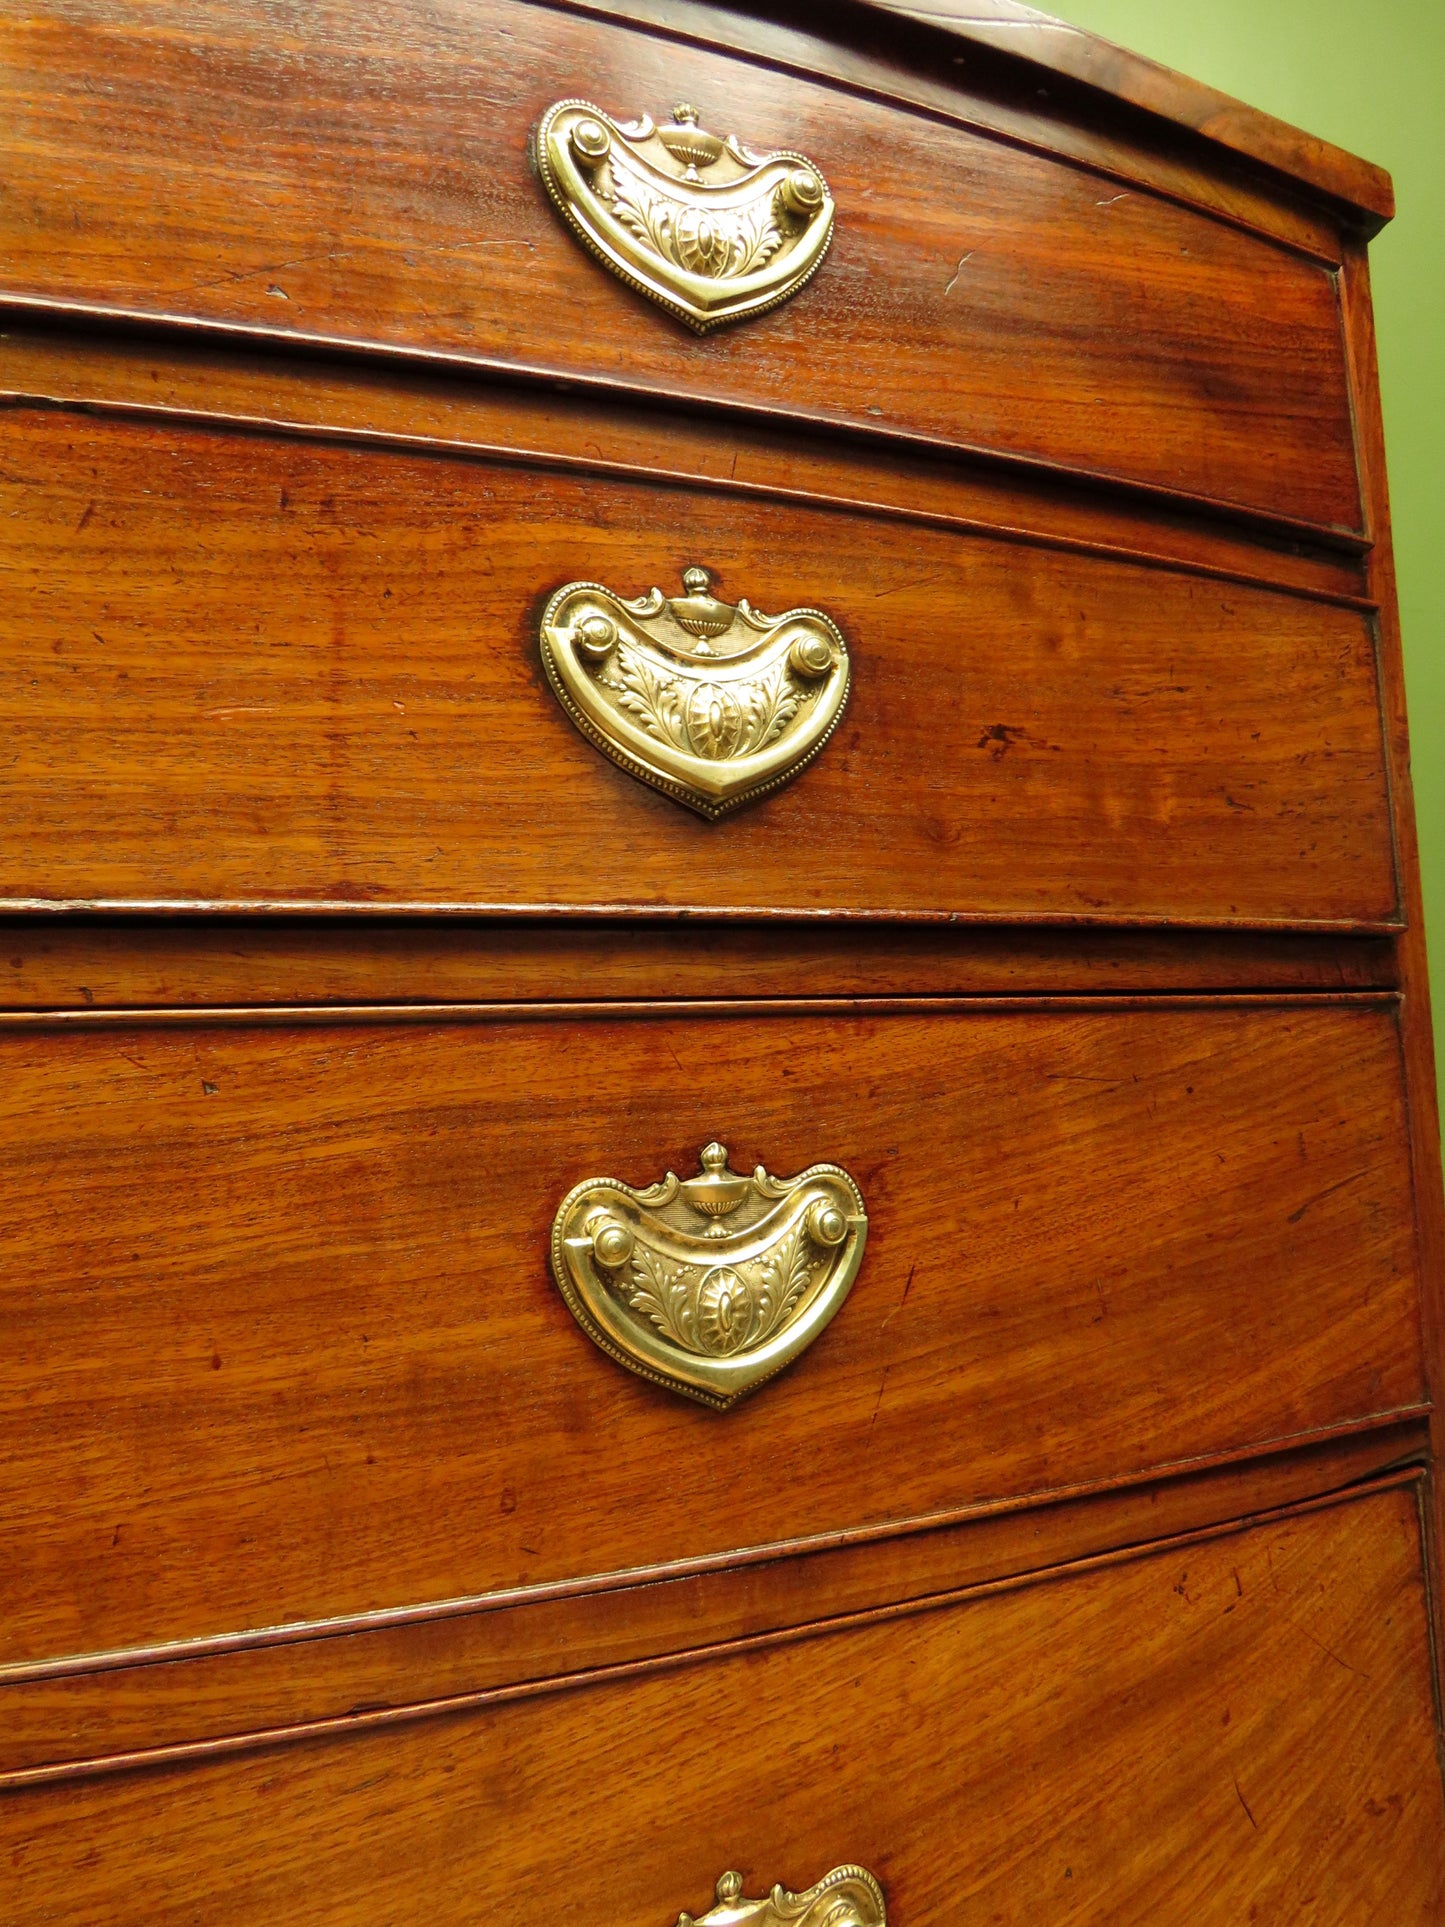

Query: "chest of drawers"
<box><xmin>2</xmin><ymin>1</ymin><xmax>1443</xmax><ymax>1919</ymax></box>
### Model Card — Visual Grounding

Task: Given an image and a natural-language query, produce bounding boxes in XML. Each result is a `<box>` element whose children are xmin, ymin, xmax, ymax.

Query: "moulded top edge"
<box><xmin>850</xmin><ymin>0</ymin><xmax>1394</xmax><ymax>227</ymax></box>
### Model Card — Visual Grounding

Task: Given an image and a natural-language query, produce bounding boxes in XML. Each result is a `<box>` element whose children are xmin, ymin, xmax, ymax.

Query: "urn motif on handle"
<box><xmin>535</xmin><ymin>97</ymin><xmax>835</xmax><ymax>332</ymax></box>
<box><xmin>539</xmin><ymin>566</ymin><xmax>851</xmax><ymax>819</ymax></box>
<box><xmin>550</xmin><ymin>1143</ymin><xmax>867</xmax><ymax>1409</ymax></box>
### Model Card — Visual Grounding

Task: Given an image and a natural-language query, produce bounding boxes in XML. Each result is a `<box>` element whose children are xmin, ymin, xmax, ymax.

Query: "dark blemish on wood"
<box><xmin>881</xmin><ymin>1263</ymin><xmax>917</xmax><ymax>1330</ymax></box>
<box><xmin>1233</xmin><ymin>1777</ymin><xmax>1258</xmax><ymax>1829</ymax></box>
<box><xmin>1300</xmin><ymin>1629</ymin><xmax>1371</xmax><ymax>1679</ymax></box>
<box><xmin>978</xmin><ymin>723</ymin><xmax>1025</xmax><ymax>758</ymax></box>
<box><xmin>1287</xmin><ymin>1170</ymin><xmax>1365</xmax><ymax>1223</ymax></box>
<box><xmin>866</xmin><ymin>1365</ymin><xmax>892</xmax><ymax>1444</ymax></box>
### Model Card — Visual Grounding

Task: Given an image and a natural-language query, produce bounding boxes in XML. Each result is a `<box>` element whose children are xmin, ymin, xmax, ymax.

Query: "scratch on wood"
<box><xmin>881</xmin><ymin>1262</ymin><xmax>917</xmax><ymax>1330</ymax></box>
<box><xmin>1287</xmin><ymin>1170</ymin><xmax>1366</xmax><ymax>1224</ymax></box>
<box><xmin>1300</xmin><ymin>1628</ymin><xmax>1371</xmax><ymax>1679</ymax></box>
<box><xmin>866</xmin><ymin>1365</ymin><xmax>892</xmax><ymax>1444</ymax></box>
<box><xmin>1232</xmin><ymin>1776</ymin><xmax>1258</xmax><ymax>1829</ymax></box>
<box><xmin>943</xmin><ymin>250</ymin><xmax>974</xmax><ymax>295</ymax></box>
<box><xmin>920</xmin><ymin>13</ymin><xmax>1082</xmax><ymax>32</ymax></box>
<box><xmin>874</xmin><ymin>572</ymin><xmax>946</xmax><ymax>599</ymax></box>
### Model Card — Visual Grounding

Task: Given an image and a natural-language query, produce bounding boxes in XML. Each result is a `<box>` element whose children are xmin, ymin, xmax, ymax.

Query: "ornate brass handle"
<box><xmin>540</xmin><ymin>567</ymin><xmax>850</xmax><ymax>819</ymax></box>
<box><xmin>677</xmin><ymin>1868</ymin><xmax>886</xmax><ymax>1927</ymax></box>
<box><xmin>535</xmin><ymin>98</ymin><xmax>834</xmax><ymax>333</ymax></box>
<box><xmin>550</xmin><ymin>1143</ymin><xmax>867</xmax><ymax>1409</ymax></box>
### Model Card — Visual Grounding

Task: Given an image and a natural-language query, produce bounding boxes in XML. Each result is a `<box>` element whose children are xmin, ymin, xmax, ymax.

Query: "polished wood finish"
<box><xmin>0</xmin><ymin>403</ymin><xmax>1395</xmax><ymax>922</ymax></box>
<box><xmin>0</xmin><ymin>326</ymin><xmax>1373</xmax><ymax>601</ymax></box>
<box><xmin>0</xmin><ymin>0</ymin><xmax>1363</xmax><ymax>531</ymax></box>
<box><xmin>3</xmin><ymin>1485</ymin><xmax>1440</xmax><ymax>1923</ymax></box>
<box><xmin>2</xmin><ymin>3</ymin><xmax>1442</xmax><ymax>1913</ymax></box>
<box><xmin>0</xmin><ymin>1423</ymin><xmax>1421</xmax><ymax>1783</ymax></box>
<box><xmin>0</xmin><ymin>998</ymin><xmax>1422</xmax><ymax>1662</ymax></box>
<box><xmin>472</xmin><ymin>0</ymin><xmax>1356</xmax><ymax>264</ymax></box>
<box><xmin>0</xmin><ymin>918</ymin><xmax>1400</xmax><ymax>1008</ymax></box>
<box><xmin>1340</xmin><ymin>236</ymin><xmax>1445</xmax><ymax>1665</ymax></box>
<box><xmin>866</xmin><ymin>0</ymin><xmax>1394</xmax><ymax>225</ymax></box>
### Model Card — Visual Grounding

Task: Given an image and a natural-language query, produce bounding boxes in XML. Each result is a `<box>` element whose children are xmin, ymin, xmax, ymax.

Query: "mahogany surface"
<box><xmin>0</xmin><ymin>998</ymin><xmax>1422</xmax><ymax>1662</ymax></box>
<box><xmin>0</xmin><ymin>918</ymin><xmax>1400</xmax><ymax>1008</ymax></box>
<box><xmin>0</xmin><ymin>327</ymin><xmax>1372</xmax><ymax>602</ymax></box>
<box><xmin>0</xmin><ymin>0</ymin><xmax>1362</xmax><ymax>531</ymax></box>
<box><xmin>1</xmin><ymin>1424</ymin><xmax>1421</xmax><ymax>1782</ymax></box>
<box><xmin>1</xmin><ymin>0</ymin><xmax>1442</xmax><ymax>1913</ymax></box>
<box><xmin>0</xmin><ymin>402</ymin><xmax>1394</xmax><ymax>921</ymax></box>
<box><xmin>3</xmin><ymin>1485</ymin><xmax>1440</xmax><ymax>1925</ymax></box>
<box><xmin>865</xmin><ymin>0</ymin><xmax>1395</xmax><ymax>224</ymax></box>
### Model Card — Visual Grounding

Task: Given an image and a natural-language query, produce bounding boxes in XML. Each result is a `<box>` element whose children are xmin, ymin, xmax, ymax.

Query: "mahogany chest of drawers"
<box><xmin>2</xmin><ymin>1</ymin><xmax>1443</xmax><ymax>1919</ymax></box>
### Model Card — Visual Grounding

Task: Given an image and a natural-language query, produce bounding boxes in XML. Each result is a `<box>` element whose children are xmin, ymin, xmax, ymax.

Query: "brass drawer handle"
<box><xmin>551</xmin><ymin>1143</ymin><xmax>867</xmax><ymax>1409</ymax></box>
<box><xmin>678</xmin><ymin>1868</ymin><xmax>886</xmax><ymax>1927</ymax></box>
<box><xmin>535</xmin><ymin>98</ymin><xmax>834</xmax><ymax>333</ymax></box>
<box><xmin>540</xmin><ymin>567</ymin><xmax>851</xmax><ymax>819</ymax></box>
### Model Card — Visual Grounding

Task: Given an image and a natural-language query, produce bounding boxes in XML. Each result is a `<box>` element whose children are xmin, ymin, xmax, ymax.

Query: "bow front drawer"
<box><xmin>4</xmin><ymin>1487</ymin><xmax>1442</xmax><ymax>1922</ymax></box>
<box><xmin>0</xmin><ymin>997</ymin><xmax>1421</xmax><ymax>1666</ymax></box>
<box><xmin>0</xmin><ymin>397</ymin><xmax>1395</xmax><ymax>924</ymax></box>
<box><xmin>0</xmin><ymin>0</ymin><xmax>1361</xmax><ymax>533</ymax></box>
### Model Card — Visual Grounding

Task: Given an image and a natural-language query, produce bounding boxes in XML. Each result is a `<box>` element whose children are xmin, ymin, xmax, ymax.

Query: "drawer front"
<box><xmin>0</xmin><ymin>999</ymin><xmax>1422</xmax><ymax>1662</ymax></box>
<box><xmin>1</xmin><ymin>0</ymin><xmax>1360</xmax><ymax>531</ymax></box>
<box><xmin>1</xmin><ymin>405</ymin><xmax>1396</xmax><ymax>923</ymax></box>
<box><xmin>3</xmin><ymin>1486</ymin><xmax>1441</xmax><ymax>1923</ymax></box>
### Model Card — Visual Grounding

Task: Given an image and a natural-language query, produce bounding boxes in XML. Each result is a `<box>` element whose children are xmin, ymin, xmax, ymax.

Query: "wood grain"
<box><xmin>518</xmin><ymin>0</ymin><xmax>1354</xmax><ymax>263</ymax></box>
<box><xmin>0</xmin><ymin>918</ymin><xmax>1400</xmax><ymax>1010</ymax></box>
<box><xmin>0</xmin><ymin>998</ymin><xmax>1422</xmax><ymax>1664</ymax></box>
<box><xmin>0</xmin><ymin>405</ymin><xmax>1396</xmax><ymax>922</ymax></box>
<box><xmin>0</xmin><ymin>326</ymin><xmax>1373</xmax><ymax>600</ymax></box>
<box><xmin>0</xmin><ymin>4</ymin><xmax>1439</xmax><ymax>1915</ymax></box>
<box><xmin>862</xmin><ymin>0</ymin><xmax>1393</xmax><ymax>225</ymax></box>
<box><xmin>0</xmin><ymin>1421</ymin><xmax>1421</xmax><ymax>1781</ymax></box>
<box><xmin>0</xmin><ymin>0</ymin><xmax>1362</xmax><ymax>529</ymax></box>
<box><xmin>2</xmin><ymin>1485</ymin><xmax>1440</xmax><ymax>1924</ymax></box>
<box><xmin>1340</xmin><ymin>238</ymin><xmax>1445</xmax><ymax>1658</ymax></box>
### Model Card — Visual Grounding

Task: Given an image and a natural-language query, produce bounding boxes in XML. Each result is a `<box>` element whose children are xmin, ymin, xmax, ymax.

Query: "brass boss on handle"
<box><xmin>676</xmin><ymin>1868</ymin><xmax>886</xmax><ymax>1927</ymax></box>
<box><xmin>550</xmin><ymin>1143</ymin><xmax>868</xmax><ymax>1410</ymax></box>
<box><xmin>534</xmin><ymin>98</ymin><xmax>835</xmax><ymax>332</ymax></box>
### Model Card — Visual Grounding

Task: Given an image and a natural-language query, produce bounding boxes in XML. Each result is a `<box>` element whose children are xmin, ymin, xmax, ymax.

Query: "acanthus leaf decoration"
<box><xmin>535</xmin><ymin>99</ymin><xmax>834</xmax><ymax>332</ymax></box>
<box><xmin>675</xmin><ymin>1867</ymin><xmax>886</xmax><ymax>1927</ymax></box>
<box><xmin>550</xmin><ymin>1143</ymin><xmax>867</xmax><ymax>1409</ymax></box>
<box><xmin>540</xmin><ymin>566</ymin><xmax>850</xmax><ymax>819</ymax></box>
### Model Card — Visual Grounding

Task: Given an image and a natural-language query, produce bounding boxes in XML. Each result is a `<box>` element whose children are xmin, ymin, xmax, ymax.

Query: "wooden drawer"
<box><xmin>0</xmin><ymin>997</ymin><xmax>1422</xmax><ymax>1664</ymax></box>
<box><xmin>4</xmin><ymin>1484</ymin><xmax>1441</xmax><ymax>1923</ymax></box>
<box><xmin>0</xmin><ymin>0</ymin><xmax>1361</xmax><ymax>534</ymax></box>
<box><xmin>0</xmin><ymin>400</ymin><xmax>1395</xmax><ymax>923</ymax></box>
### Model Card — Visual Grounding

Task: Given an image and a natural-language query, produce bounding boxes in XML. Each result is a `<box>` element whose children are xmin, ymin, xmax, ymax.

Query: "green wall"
<box><xmin>1054</xmin><ymin>1</ymin><xmax>1445</xmax><ymax>1106</ymax></box>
